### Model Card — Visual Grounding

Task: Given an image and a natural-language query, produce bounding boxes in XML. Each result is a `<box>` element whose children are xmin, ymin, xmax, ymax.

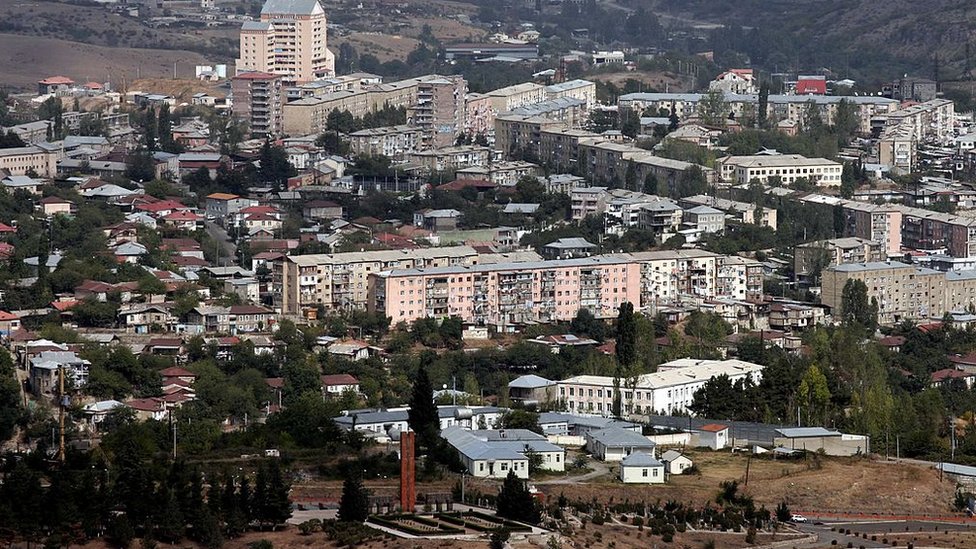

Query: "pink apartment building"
<box><xmin>368</xmin><ymin>257</ymin><xmax>641</xmax><ymax>327</ymax></box>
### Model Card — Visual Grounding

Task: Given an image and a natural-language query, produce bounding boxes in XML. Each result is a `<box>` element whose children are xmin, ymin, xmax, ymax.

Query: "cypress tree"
<box><xmin>408</xmin><ymin>365</ymin><xmax>439</xmax><ymax>450</ymax></box>
<box><xmin>337</xmin><ymin>476</ymin><xmax>370</xmax><ymax>523</ymax></box>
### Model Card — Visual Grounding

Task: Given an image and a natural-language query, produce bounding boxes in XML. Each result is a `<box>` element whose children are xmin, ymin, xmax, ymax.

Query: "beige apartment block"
<box><xmin>718</xmin><ymin>154</ymin><xmax>843</xmax><ymax>187</ymax></box>
<box><xmin>821</xmin><ymin>261</ymin><xmax>944</xmax><ymax>324</ymax></box>
<box><xmin>237</xmin><ymin>0</ymin><xmax>335</xmax><ymax>85</ymax></box>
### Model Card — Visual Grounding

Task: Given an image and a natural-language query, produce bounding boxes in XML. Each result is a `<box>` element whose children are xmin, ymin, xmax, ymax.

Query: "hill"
<box><xmin>0</xmin><ymin>33</ymin><xmax>212</xmax><ymax>91</ymax></box>
<box><xmin>653</xmin><ymin>0</ymin><xmax>976</xmax><ymax>84</ymax></box>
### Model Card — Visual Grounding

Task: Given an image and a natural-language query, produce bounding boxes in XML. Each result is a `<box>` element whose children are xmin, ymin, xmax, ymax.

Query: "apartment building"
<box><xmin>821</xmin><ymin>261</ymin><xmax>945</xmax><ymax>324</ymax></box>
<box><xmin>0</xmin><ymin>145</ymin><xmax>60</xmax><ymax>177</ymax></box>
<box><xmin>236</xmin><ymin>0</ymin><xmax>335</xmax><ymax>85</ymax></box>
<box><xmin>618</xmin><ymin>250</ymin><xmax>721</xmax><ymax>306</ymax></box>
<box><xmin>407</xmin><ymin>145</ymin><xmax>490</xmax><ymax>173</ymax></box>
<box><xmin>716</xmin><ymin>255</ymin><xmax>764</xmax><ymax>300</ymax></box>
<box><xmin>576</xmin><ymin>139</ymin><xmax>714</xmax><ymax>188</ymax></box>
<box><xmin>835</xmin><ymin>200</ymin><xmax>903</xmax><ymax>256</ymax></box>
<box><xmin>494</xmin><ymin>114</ymin><xmax>561</xmax><ymax>159</ymax></box>
<box><xmin>718</xmin><ymin>154</ymin><xmax>843</xmax><ymax>186</ymax></box>
<box><xmin>282</xmin><ymin>74</ymin><xmax>448</xmax><ymax>135</ymax></box>
<box><xmin>510</xmin><ymin>97</ymin><xmax>587</xmax><ymax>127</ymax></box>
<box><xmin>545</xmin><ymin>79</ymin><xmax>597</xmax><ymax>110</ymax></box>
<box><xmin>231</xmin><ymin>72</ymin><xmax>283</xmax><ymax>138</ymax></box>
<box><xmin>486</xmin><ymin>82</ymin><xmax>547</xmax><ymax>114</ymax></box>
<box><xmin>794</xmin><ymin>237</ymin><xmax>887</xmax><ymax>284</ymax></box>
<box><xmin>407</xmin><ymin>76</ymin><xmax>467</xmax><ymax>148</ymax></box>
<box><xmin>556</xmin><ymin>359</ymin><xmax>764</xmax><ymax>417</ymax></box>
<box><xmin>368</xmin><ymin>256</ymin><xmax>641</xmax><ymax>327</ymax></box>
<box><xmin>618</xmin><ymin>92</ymin><xmax>900</xmax><ymax>135</ymax></box>
<box><xmin>454</xmin><ymin>160</ymin><xmax>539</xmax><ymax>187</ymax></box>
<box><xmin>464</xmin><ymin>92</ymin><xmax>494</xmax><ymax>138</ymax></box>
<box><xmin>678</xmin><ymin>194</ymin><xmax>776</xmax><ymax>231</ymax></box>
<box><xmin>539</xmin><ymin>127</ymin><xmax>601</xmax><ymax>172</ymax></box>
<box><xmin>570</xmin><ymin>186</ymin><xmax>610</xmax><ymax>220</ymax></box>
<box><xmin>276</xmin><ymin>246</ymin><xmax>480</xmax><ymax>315</ymax></box>
<box><xmin>347</xmin><ymin>125</ymin><xmax>424</xmax><ymax>160</ymax></box>
<box><xmin>709</xmin><ymin>69</ymin><xmax>757</xmax><ymax>95</ymax></box>
<box><xmin>875</xmin><ymin>99</ymin><xmax>955</xmax><ymax>143</ymax></box>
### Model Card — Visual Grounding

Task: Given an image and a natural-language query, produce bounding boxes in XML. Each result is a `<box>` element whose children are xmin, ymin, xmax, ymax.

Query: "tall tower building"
<box><xmin>236</xmin><ymin>0</ymin><xmax>336</xmax><ymax>86</ymax></box>
<box><xmin>231</xmin><ymin>72</ymin><xmax>283</xmax><ymax>138</ymax></box>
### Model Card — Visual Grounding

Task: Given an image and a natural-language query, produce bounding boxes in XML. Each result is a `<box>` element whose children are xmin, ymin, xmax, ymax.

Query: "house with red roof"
<box><xmin>0</xmin><ymin>242</ymin><xmax>13</xmax><ymax>262</ymax></box>
<box><xmin>126</xmin><ymin>398</ymin><xmax>168</xmax><ymax>421</ymax></box>
<box><xmin>161</xmin><ymin>210</ymin><xmax>204</xmax><ymax>231</ymax></box>
<box><xmin>931</xmin><ymin>368</ymin><xmax>976</xmax><ymax>389</ymax></box>
<box><xmin>38</xmin><ymin>75</ymin><xmax>75</xmax><ymax>95</ymax></box>
<box><xmin>160</xmin><ymin>366</ymin><xmax>197</xmax><ymax>384</ymax></box>
<box><xmin>303</xmin><ymin>200</ymin><xmax>343</xmax><ymax>221</ymax></box>
<box><xmin>0</xmin><ymin>311</ymin><xmax>21</xmax><ymax>337</ymax></box>
<box><xmin>321</xmin><ymin>373</ymin><xmax>360</xmax><ymax>396</ymax></box>
<box><xmin>136</xmin><ymin>199</ymin><xmax>190</xmax><ymax>218</ymax></box>
<box><xmin>0</xmin><ymin>222</ymin><xmax>16</xmax><ymax>240</ymax></box>
<box><xmin>38</xmin><ymin>196</ymin><xmax>76</xmax><ymax>216</ymax></box>
<box><xmin>697</xmin><ymin>423</ymin><xmax>730</xmax><ymax>450</ymax></box>
<box><xmin>243</xmin><ymin>212</ymin><xmax>283</xmax><ymax>232</ymax></box>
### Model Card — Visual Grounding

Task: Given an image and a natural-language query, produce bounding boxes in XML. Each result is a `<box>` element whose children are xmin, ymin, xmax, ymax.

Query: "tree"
<box><xmin>500</xmin><ymin>409</ymin><xmax>541</xmax><ymax>433</ymax></box>
<box><xmin>802</xmin><ymin>100</ymin><xmax>823</xmax><ymax>132</ymax></box>
<box><xmin>615</xmin><ymin>302</ymin><xmax>637</xmax><ymax>368</ymax></box>
<box><xmin>495</xmin><ymin>471</ymin><xmax>541</xmax><ymax>524</ymax></box>
<box><xmin>126</xmin><ymin>150</ymin><xmax>157</xmax><ymax>182</ymax></box>
<box><xmin>797</xmin><ymin>364</ymin><xmax>830</xmax><ymax>426</ymax></box>
<box><xmin>337</xmin><ymin>476</ymin><xmax>370</xmax><ymax>522</ymax></box>
<box><xmin>757</xmin><ymin>80</ymin><xmax>769</xmax><ymax>129</ymax></box>
<box><xmin>259</xmin><ymin>141</ymin><xmax>296</xmax><ymax>191</ymax></box>
<box><xmin>841</xmin><ymin>279</ymin><xmax>878</xmax><ymax>333</ymax></box>
<box><xmin>408</xmin><ymin>365</ymin><xmax>439</xmax><ymax>450</ymax></box>
<box><xmin>698</xmin><ymin>89</ymin><xmax>730</xmax><ymax>126</ymax></box>
<box><xmin>775</xmin><ymin>501</ymin><xmax>791</xmax><ymax>522</ymax></box>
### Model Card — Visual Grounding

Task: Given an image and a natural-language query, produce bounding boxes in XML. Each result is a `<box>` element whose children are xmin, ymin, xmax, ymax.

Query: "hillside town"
<box><xmin>5</xmin><ymin>0</ymin><xmax>976</xmax><ymax>548</ymax></box>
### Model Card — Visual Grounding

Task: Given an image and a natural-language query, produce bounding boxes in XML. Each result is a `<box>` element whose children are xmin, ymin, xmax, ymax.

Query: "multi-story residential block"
<box><xmin>538</xmin><ymin>127</ymin><xmax>601</xmax><ymax>172</ymax></box>
<box><xmin>794</xmin><ymin>237</ymin><xmax>887</xmax><ymax>284</ymax></box>
<box><xmin>347</xmin><ymin>125</ymin><xmax>425</xmax><ymax>160</ymax></box>
<box><xmin>406</xmin><ymin>145</ymin><xmax>490</xmax><ymax>173</ymax></box>
<box><xmin>618</xmin><ymin>92</ymin><xmax>900</xmax><ymax>135</ymax></box>
<box><xmin>368</xmin><ymin>256</ymin><xmax>641</xmax><ymax>327</ymax></box>
<box><xmin>717</xmin><ymin>154</ymin><xmax>843</xmax><ymax>187</ymax></box>
<box><xmin>544</xmin><ymin>79</ymin><xmax>597</xmax><ymax>110</ymax></box>
<box><xmin>576</xmin><ymin>139</ymin><xmax>714</xmax><ymax>189</ymax></box>
<box><xmin>184</xmin><ymin>304</ymin><xmax>277</xmax><ymax>334</ymax></box>
<box><xmin>486</xmin><ymin>82</ymin><xmax>547</xmax><ymax>113</ymax></box>
<box><xmin>619</xmin><ymin>250</ymin><xmax>721</xmax><ymax>306</ymax></box>
<box><xmin>716</xmin><ymin>255</ymin><xmax>764</xmax><ymax>300</ymax></box>
<box><xmin>834</xmin><ymin>200</ymin><xmax>903</xmax><ymax>256</ymax></box>
<box><xmin>556</xmin><ymin>358</ymin><xmax>764</xmax><ymax>416</ymax></box>
<box><xmin>510</xmin><ymin>97</ymin><xmax>587</xmax><ymax>127</ymax></box>
<box><xmin>236</xmin><ymin>0</ymin><xmax>335</xmax><ymax>85</ymax></box>
<box><xmin>767</xmin><ymin>300</ymin><xmax>828</xmax><ymax>332</ymax></box>
<box><xmin>543</xmin><ymin>174</ymin><xmax>586</xmax><ymax>195</ymax></box>
<box><xmin>875</xmin><ymin>99</ymin><xmax>954</xmax><ymax>143</ymax></box>
<box><xmin>683</xmin><ymin>205</ymin><xmax>725</xmax><ymax>234</ymax></box>
<box><xmin>494</xmin><ymin>114</ymin><xmax>562</xmax><ymax>160</ymax></box>
<box><xmin>407</xmin><ymin>76</ymin><xmax>467</xmax><ymax>148</ymax></box>
<box><xmin>276</xmin><ymin>246</ymin><xmax>481</xmax><ymax>315</ymax></box>
<box><xmin>464</xmin><ymin>92</ymin><xmax>494</xmax><ymax>139</ymax></box>
<box><xmin>231</xmin><ymin>72</ymin><xmax>283</xmax><ymax>138</ymax></box>
<box><xmin>570</xmin><ymin>186</ymin><xmax>609</xmax><ymax>220</ymax></box>
<box><xmin>709</xmin><ymin>69</ymin><xmax>757</xmax><ymax>95</ymax></box>
<box><xmin>454</xmin><ymin>160</ymin><xmax>539</xmax><ymax>187</ymax></box>
<box><xmin>0</xmin><ymin>145</ymin><xmax>60</xmax><ymax>177</ymax></box>
<box><xmin>821</xmin><ymin>261</ymin><xmax>945</xmax><ymax>324</ymax></box>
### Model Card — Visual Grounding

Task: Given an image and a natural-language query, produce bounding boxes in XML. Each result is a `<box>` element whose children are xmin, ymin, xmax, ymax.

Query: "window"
<box><xmin>501</xmin><ymin>463</ymin><xmax>508</xmax><ymax>471</ymax></box>
<box><xmin>642</xmin><ymin>469</ymin><xmax>648</xmax><ymax>477</ymax></box>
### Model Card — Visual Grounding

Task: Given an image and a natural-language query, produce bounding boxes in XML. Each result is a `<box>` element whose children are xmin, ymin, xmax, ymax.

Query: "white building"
<box><xmin>619</xmin><ymin>452</ymin><xmax>665</xmax><ymax>484</ymax></box>
<box><xmin>333</xmin><ymin>406</ymin><xmax>505</xmax><ymax>435</ymax></box>
<box><xmin>556</xmin><ymin>358</ymin><xmax>764</xmax><ymax>416</ymax></box>
<box><xmin>719</xmin><ymin>154</ymin><xmax>843</xmax><ymax>187</ymax></box>
<box><xmin>586</xmin><ymin>427</ymin><xmax>657</xmax><ymax>461</ymax></box>
<box><xmin>660</xmin><ymin>449</ymin><xmax>693</xmax><ymax>475</ymax></box>
<box><xmin>697</xmin><ymin>423</ymin><xmax>730</xmax><ymax>450</ymax></box>
<box><xmin>444</xmin><ymin>427</ymin><xmax>565</xmax><ymax>479</ymax></box>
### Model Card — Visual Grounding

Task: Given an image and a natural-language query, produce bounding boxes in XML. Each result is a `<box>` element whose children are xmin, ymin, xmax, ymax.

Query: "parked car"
<box><xmin>790</xmin><ymin>514</ymin><xmax>808</xmax><ymax>523</ymax></box>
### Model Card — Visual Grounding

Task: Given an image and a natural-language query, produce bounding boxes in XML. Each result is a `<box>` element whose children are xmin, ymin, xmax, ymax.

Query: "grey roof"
<box><xmin>260</xmin><ymin>0</ymin><xmax>321</xmax><ymax>15</ymax></box>
<box><xmin>25</xmin><ymin>254</ymin><xmax>63</xmax><ymax>268</ymax></box>
<box><xmin>83</xmin><ymin>400</ymin><xmax>124</xmax><ymax>413</ymax></box>
<box><xmin>502</xmin><ymin>203</ymin><xmax>540</xmax><ymax>214</ymax></box>
<box><xmin>588</xmin><ymin>427</ymin><xmax>656</xmax><ymax>449</ymax></box>
<box><xmin>443</xmin><ymin>427</ymin><xmax>561</xmax><ymax>462</ymax></box>
<box><xmin>510</xmin><ymin>97</ymin><xmax>586</xmax><ymax>116</ymax></box>
<box><xmin>545</xmin><ymin>79</ymin><xmax>593</xmax><ymax>93</ymax></box>
<box><xmin>660</xmin><ymin>449</ymin><xmax>688</xmax><ymax>462</ymax></box>
<box><xmin>937</xmin><ymin>462</ymin><xmax>976</xmax><ymax>477</ymax></box>
<box><xmin>538</xmin><ymin>412</ymin><xmax>639</xmax><ymax>430</ymax></box>
<box><xmin>618</xmin><ymin>91</ymin><xmax>899</xmax><ymax>106</ymax></box>
<box><xmin>3</xmin><ymin>175</ymin><xmax>38</xmax><ymax>187</ymax></box>
<box><xmin>543</xmin><ymin>237</ymin><xmax>597</xmax><ymax>250</ymax></box>
<box><xmin>775</xmin><ymin>427</ymin><xmax>842</xmax><ymax>438</ymax></box>
<box><xmin>687</xmin><ymin>205</ymin><xmax>723</xmax><ymax>215</ymax></box>
<box><xmin>375</xmin><ymin>255</ymin><xmax>632</xmax><ymax>278</ymax></box>
<box><xmin>620</xmin><ymin>452</ymin><xmax>663</xmax><ymax>467</ymax></box>
<box><xmin>828</xmin><ymin>261</ymin><xmax>940</xmax><ymax>276</ymax></box>
<box><xmin>241</xmin><ymin>21</ymin><xmax>273</xmax><ymax>31</ymax></box>
<box><xmin>509</xmin><ymin>374</ymin><xmax>555</xmax><ymax>389</ymax></box>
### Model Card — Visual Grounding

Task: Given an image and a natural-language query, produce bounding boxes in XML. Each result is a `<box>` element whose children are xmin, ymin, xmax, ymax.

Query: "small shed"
<box><xmin>619</xmin><ymin>452</ymin><xmax>665</xmax><ymax>484</ymax></box>
<box><xmin>660</xmin><ymin>449</ymin><xmax>693</xmax><ymax>475</ymax></box>
<box><xmin>698</xmin><ymin>423</ymin><xmax>729</xmax><ymax>450</ymax></box>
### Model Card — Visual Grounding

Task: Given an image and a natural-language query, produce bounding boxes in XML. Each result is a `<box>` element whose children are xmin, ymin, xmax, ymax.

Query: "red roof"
<box><xmin>162</xmin><ymin>238</ymin><xmax>202</xmax><ymax>251</ymax></box>
<box><xmin>245</xmin><ymin>212</ymin><xmax>280</xmax><ymax>221</ymax></box>
<box><xmin>149</xmin><ymin>337</ymin><xmax>183</xmax><ymax>348</ymax></box>
<box><xmin>39</xmin><ymin>196</ymin><xmax>71</xmax><ymax>204</ymax></box>
<box><xmin>0</xmin><ymin>311</ymin><xmax>19</xmax><ymax>321</ymax></box>
<box><xmin>0</xmin><ymin>222</ymin><xmax>15</xmax><ymax>233</ymax></box>
<box><xmin>229</xmin><ymin>305</ymin><xmax>273</xmax><ymax>315</ymax></box>
<box><xmin>950</xmin><ymin>352</ymin><xmax>976</xmax><ymax>367</ymax></box>
<box><xmin>931</xmin><ymin>369</ymin><xmax>973</xmax><ymax>383</ymax></box>
<box><xmin>76</xmin><ymin>280</ymin><xmax>115</xmax><ymax>293</ymax></box>
<box><xmin>239</xmin><ymin>205</ymin><xmax>278</xmax><ymax>215</ymax></box>
<box><xmin>171</xmin><ymin>255</ymin><xmax>210</xmax><ymax>267</ymax></box>
<box><xmin>40</xmin><ymin>76</ymin><xmax>74</xmax><ymax>85</ymax></box>
<box><xmin>51</xmin><ymin>300</ymin><xmax>79</xmax><ymax>312</ymax></box>
<box><xmin>700</xmin><ymin>423</ymin><xmax>728</xmax><ymax>432</ymax></box>
<box><xmin>437</xmin><ymin>179</ymin><xmax>498</xmax><ymax>192</ymax></box>
<box><xmin>878</xmin><ymin>335</ymin><xmax>906</xmax><ymax>347</ymax></box>
<box><xmin>136</xmin><ymin>200</ymin><xmax>188</xmax><ymax>213</ymax></box>
<box><xmin>265</xmin><ymin>377</ymin><xmax>284</xmax><ymax>389</ymax></box>
<box><xmin>0</xmin><ymin>242</ymin><xmax>13</xmax><ymax>257</ymax></box>
<box><xmin>126</xmin><ymin>398</ymin><xmax>165</xmax><ymax>412</ymax></box>
<box><xmin>162</xmin><ymin>378</ymin><xmax>194</xmax><ymax>389</ymax></box>
<box><xmin>160</xmin><ymin>366</ymin><xmax>196</xmax><ymax>377</ymax></box>
<box><xmin>796</xmin><ymin>76</ymin><xmax>827</xmax><ymax>95</ymax></box>
<box><xmin>917</xmin><ymin>322</ymin><xmax>944</xmax><ymax>334</ymax></box>
<box><xmin>163</xmin><ymin>211</ymin><xmax>203</xmax><ymax>221</ymax></box>
<box><xmin>321</xmin><ymin>374</ymin><xmax>359</xmax><ymax>386</ymax></box>
<box><xmin>83</xmin><ymin>82</ymin><xmax>104</xmax><ymax>89</ymax></box>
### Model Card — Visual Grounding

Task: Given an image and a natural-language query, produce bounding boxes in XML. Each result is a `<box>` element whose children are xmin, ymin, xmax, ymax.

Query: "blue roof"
<box><xmin>588</xmin><ymin>427</ymin><xmax>656</xmax><ymax>448</ymax></box>
<box><xmin>775</xmin><ymin>427</ymin><xmax>842</xmax><ymax>438</ymax></box>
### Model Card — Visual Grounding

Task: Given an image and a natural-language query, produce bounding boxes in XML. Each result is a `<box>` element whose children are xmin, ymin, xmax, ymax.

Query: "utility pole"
<box><xmin>171</xmin><ymin>412</ymin><xmax>178</xmax><ymax>461</ymax></box>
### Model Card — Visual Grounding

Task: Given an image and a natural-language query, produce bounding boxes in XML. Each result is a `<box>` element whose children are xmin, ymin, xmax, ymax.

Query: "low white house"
<box><xmin>586</xmin><ymin>427</ymin><xmax>657</xmax><ymax>462</ymax></box>
<box><xmin>619</xmin><ymin>452</ymin><xmax>665</xmax><ymax>484</ymax></box>
<box><xmin>442</xmin><ymin>427</ymin><xmax>565</xmax><ymax>479</ymax></box>
<box><xmin>660</xmin><ymin>450</ymin><xmax>694</xmax><ymax>475</ymax></box>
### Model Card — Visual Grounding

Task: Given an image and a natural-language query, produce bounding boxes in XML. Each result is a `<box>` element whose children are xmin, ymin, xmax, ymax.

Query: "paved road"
<box><xmin>536</xmin><ymin>459</ymin><xmax>611</xmax><ymax>485</ymax></box>
<box><xmin>793</xmin><ymin>523</ymin><xmax>890</xmax><ymax>548</ymax></box>
<box><xmin>204</xmin><ymin>220</ymin><xmax>238</xmax><ymax>266</ymax></box>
